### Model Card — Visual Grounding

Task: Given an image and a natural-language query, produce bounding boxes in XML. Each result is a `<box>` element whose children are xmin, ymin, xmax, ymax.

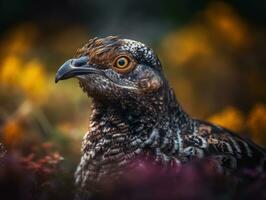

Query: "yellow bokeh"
<box><xmin>0</xmin><ymin>56</ymin><xmax>50</xmax><ymax>103</ymax></box>
<box><xmin>161</xmin><ymin>2</ymin><xmax>250</xmax><ymax>68</ymax></box>
<box><xmin>205</xmin><ymin>1</ymin><xmax>250</xmax><ymax>47</ymax></box>
<box><xmin>161</xmin><ymin>26</ymin><xmax>213</xmax><ymax>66</ymax></box>
<box><xmin>0</xmin><ymin>55</ymin><xmax>22</xmax><ymax>85</ymax></box>
<box><xmin>2</xmin><ymin>23</ymin><xmax>38</xmax><ymax>56</ymax></box>
<box><xmin>20</xmin><ymin>59</ymin><xmax>49</xmax><ymax>102</ymax></box>
<box><xmin>208</xmin><ymin>106</ymin><xmax>245</xmax><ymax>132</ymax></box>
<box><xmin>247</xmin><ymin>104</ymin><xmax>266</xmax><ymax>145</ymax></box>
<box><xmin>0</xmin><ymin>23</ymin><xmax>50</xmax><ymax>104</ymax></box>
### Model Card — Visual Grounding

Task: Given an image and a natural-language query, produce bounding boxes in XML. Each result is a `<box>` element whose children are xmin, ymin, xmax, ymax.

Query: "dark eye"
<box><xmin>113</xmin><ymin>55</ymin><xmax>135</xmax><ymax>73</ymax></box>
<box><xmin>115</xmin><ymin>56</ymin><xmax>129</xmax><ymax>68</ymax></box>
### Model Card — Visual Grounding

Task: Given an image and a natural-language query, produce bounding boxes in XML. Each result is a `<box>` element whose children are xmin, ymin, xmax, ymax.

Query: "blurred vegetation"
<box><xmin>0</xmin><ymin>0</ymin><xmax>265</xmax><ymax>199</ymax></box>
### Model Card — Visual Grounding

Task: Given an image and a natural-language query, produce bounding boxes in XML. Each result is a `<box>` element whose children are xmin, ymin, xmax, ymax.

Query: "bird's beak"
<box><xmin>55</xmin><ymin>56</ymin><xmax>101</xmax><ymax>83</ymax></box>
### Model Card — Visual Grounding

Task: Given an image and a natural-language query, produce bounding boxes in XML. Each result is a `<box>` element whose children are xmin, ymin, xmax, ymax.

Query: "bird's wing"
<box><xmin>193</xmin><ymin>120</ymin><xmax>266</xmax><ymax>171</ymax></box>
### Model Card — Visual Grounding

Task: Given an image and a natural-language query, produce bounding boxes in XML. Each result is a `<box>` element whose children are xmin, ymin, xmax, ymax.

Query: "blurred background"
<box><xmin>0</xmin><ymin>0</ymin><xmax>266</xmax><ymax>198</ymax></box>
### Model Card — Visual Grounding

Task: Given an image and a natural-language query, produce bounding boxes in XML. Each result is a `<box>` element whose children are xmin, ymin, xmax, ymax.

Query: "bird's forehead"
<box><xmin>121</xmin><ymin>39</ymin><xmax>160</xmax><ymax>67</ymax></box>
<box><xmin>121</xmin><ymin>39</ymin><xmax>148</xmax><ymax>54</ymax></box>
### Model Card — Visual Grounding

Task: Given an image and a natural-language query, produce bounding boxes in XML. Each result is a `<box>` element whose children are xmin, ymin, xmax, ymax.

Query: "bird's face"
<box><xmin>55</xmin><ymin>36</ymin><xmax>164</xmax><ymax>104</ymax></box>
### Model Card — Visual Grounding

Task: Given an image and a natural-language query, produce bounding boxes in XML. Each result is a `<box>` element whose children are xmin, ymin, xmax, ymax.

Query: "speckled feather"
<box><xmin>61</xmin><ymin>36</ymin><xmax>266</xmax><ymax>193</ymax></box>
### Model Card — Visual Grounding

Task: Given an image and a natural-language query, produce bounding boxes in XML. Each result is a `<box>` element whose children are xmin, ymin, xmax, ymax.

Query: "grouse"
<box><xmin>55</xmin><ymin>36</ymin><xmax>265</xmax><ymax>191</ymax></box>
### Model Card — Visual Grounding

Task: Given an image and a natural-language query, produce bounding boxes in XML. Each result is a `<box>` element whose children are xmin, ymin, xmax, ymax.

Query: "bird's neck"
<box><xmin>88</xmin><ymin>86</ymin><xmax>194</xmax><ymax>141</ymax></box>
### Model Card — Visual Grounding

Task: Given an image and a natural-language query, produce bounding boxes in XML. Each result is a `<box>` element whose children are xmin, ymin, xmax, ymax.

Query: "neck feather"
<box><xmin>88</xmin><ymin>85</ymin><xmax>193</xmax><ymax>143</ymax></box>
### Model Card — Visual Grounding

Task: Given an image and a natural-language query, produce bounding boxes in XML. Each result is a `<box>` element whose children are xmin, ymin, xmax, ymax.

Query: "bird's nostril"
<box><xmin>73</xmin><ymin>56</ymin><xmax>89</xmax><ymax>67</ymax></box>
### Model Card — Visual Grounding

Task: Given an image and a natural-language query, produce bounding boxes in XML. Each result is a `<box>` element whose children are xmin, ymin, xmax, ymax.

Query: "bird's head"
<box><xmin>55</xmin><ymin>36</ymin><xmax>168</xmax><ymax>109</ymax></box>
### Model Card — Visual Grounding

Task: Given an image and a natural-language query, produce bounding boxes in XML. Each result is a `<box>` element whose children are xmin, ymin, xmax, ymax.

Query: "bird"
<box><xmin>55</xmin><ymin>36</ymin><xmax>266</xmax><ymax>193</ymax></box>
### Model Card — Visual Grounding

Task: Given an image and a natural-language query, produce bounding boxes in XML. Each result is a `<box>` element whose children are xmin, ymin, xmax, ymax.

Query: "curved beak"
<box><xmin>55</xmin><ymin>56</ymin><xmax>101</xmax><ymax>83</ymax></box>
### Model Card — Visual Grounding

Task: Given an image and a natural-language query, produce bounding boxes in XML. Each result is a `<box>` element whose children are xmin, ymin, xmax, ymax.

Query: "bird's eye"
<box><xmin>115</xmin><ymin>56</ymin><xmax>129</xmax><ymax>68</ymax></box>
<box><xmin>113</xmin><ymin>56</ymin><xmax>134</xmax><ymax>73</ymax></box>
